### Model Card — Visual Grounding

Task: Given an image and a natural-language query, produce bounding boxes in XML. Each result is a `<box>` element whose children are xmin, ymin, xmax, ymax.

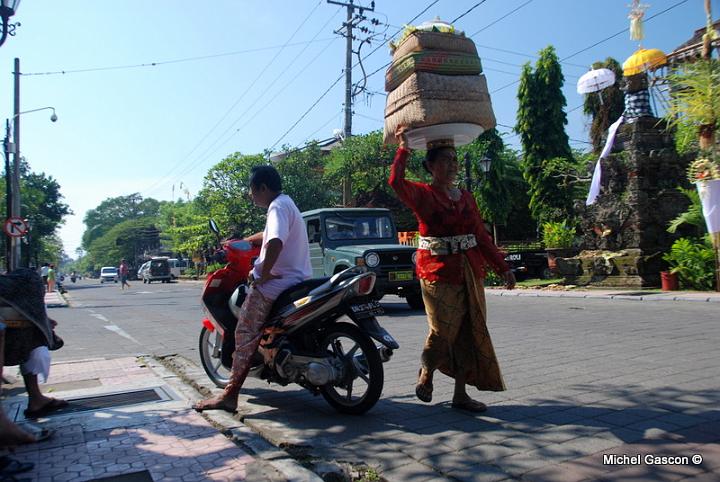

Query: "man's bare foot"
<box><xmin>0</xmin><ymin>415</ymin><xmax>37</xmax><ymax>447</ymax></box>
<box><xmin>192</xmin><ymin>395</ymin><xmax>237</xmax><ymax>413</ymax></box>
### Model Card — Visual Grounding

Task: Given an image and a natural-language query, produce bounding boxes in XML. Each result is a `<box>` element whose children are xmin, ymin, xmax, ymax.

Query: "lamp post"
<box><xmin>3</xmin><ymin>104</ymin><xmax>57</xmax><ymax>271</ymax></box>
<box><xmin>464</xmin><ymin>152</ymin><xmax>496</xmax><ymax>243</ymax></box>
<box><xmin>0</xmin><ymin>0</ymin><xmax>20</xmax><ymax>48</ymax></box>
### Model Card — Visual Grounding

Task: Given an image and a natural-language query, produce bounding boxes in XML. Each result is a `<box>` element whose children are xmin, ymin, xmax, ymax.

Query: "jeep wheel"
<box><xmin>406</xmin><ymin>292</ymin><xmax>424</xmax><ymax>310</ymax></box>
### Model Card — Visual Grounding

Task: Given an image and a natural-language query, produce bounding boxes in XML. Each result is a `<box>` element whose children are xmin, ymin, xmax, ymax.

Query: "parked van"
<box><xmin>167</xmin><ymin>258</ymin><xmax>187</xmax><ymax>279</ymax></box>
<box><xmin>141</xmin><ymin>257</ymin><xmax>171</xmax><ymax>284</ymax></box>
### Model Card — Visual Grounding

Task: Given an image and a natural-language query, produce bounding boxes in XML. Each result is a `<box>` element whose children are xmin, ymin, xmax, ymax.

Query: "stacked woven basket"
<box><xmin>383</xmin><ymin>20</ymin><xmax>496</xmax><ymax>147</ymax></box>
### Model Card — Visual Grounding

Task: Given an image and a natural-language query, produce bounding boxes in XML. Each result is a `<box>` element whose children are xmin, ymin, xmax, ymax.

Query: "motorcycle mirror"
<box><xmin>208</xmin><ymin>219</ymin><xmax>220</xmax><ymax>235</ymax></box>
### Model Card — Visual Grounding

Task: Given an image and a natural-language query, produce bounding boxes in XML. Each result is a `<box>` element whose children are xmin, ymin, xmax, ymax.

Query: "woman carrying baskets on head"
<box><xmin>388</xmin><ymin>125</ymin><xmax>515</xmax><ymax>412</ymax></box>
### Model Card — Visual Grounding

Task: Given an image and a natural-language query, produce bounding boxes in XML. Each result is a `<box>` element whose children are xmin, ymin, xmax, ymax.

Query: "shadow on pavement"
<box><xmin>235</xmin><ymin>386</ymin><xmax>720</xmax><ymax>449</ymax></box>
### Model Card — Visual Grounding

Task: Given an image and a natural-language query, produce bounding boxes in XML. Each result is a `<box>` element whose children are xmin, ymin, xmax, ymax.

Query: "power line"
<box><xmin>161</xmin><ymin>11</ymin><xmax>344</xmax><ymax>190</ymax></box>
<box><xmin>20</xmin><ymin>37</ymin><xmax>336</xmax><ymax>77</ymax></box>
<box><xmin>561</xmin><ymin>0</ymin><xmax>690</xmax><ymax>62</ymax></box>
<box><xmin>469</xmin><ymin>0</ymin><xmax>535</xmax><ymax>38</ymax></box>
<box><xmin>142</xmin><ymin>0</ymin><xmax>326</xmax><ymax>196</ymax></box>
<box><xmin>269</xmin><ymin>0</ymin><xmax>442</xmax><ymax>150</ymax></box>
<box><xmin>490</xmin><ymin>0</ymin><xmax>689</xmax><ymax>95</ymax></box>
<box><xmin>476</xmin><ymin>44</ymin><xmax>588</xmax><ymax>70</ymax></box>
<box><xmin>168</xmin><ymin>36</ymin><xmax>341</xmax><ymax>187</ymax></box>
<box><xmin>451</xmin><ymin>0</ymin><xmax>488</xmax><ymax>24</ymax></box>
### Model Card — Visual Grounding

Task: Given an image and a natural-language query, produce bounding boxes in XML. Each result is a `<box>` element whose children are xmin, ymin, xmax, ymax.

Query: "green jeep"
<box><xmin>302</xmin><ymin>208</ymin><xmax>424</xmax><ymax>309</ymax></box>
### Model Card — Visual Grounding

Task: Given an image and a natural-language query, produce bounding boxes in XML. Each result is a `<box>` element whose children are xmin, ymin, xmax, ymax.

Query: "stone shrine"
<box><xmin>558</xmin><ymin>117</ymin><xmax>691</xmax><ymax>287</ymax></box>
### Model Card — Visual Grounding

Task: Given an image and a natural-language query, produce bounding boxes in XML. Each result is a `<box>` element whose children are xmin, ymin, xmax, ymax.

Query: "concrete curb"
<box><xmin>155</xmin><ymin>354</ymin><xmax>325</xmax><ymax>482</ymax></box>
<box><xmin>486</xmin><ymin>288</ymin><xmax>720</xmax><ymax>303</ymax></box>
<box><xmin>45</xmin><ymin>290</ymin><xmax>69</xmax><ymax>308</ymax></box>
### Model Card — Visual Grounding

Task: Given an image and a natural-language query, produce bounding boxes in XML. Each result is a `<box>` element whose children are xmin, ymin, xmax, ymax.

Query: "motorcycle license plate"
<box><xmin>388</xmin><ymin>271</ymin><xmax>413</xmax><ymax>282</ymax></box>
<box><xmin>350</xmin><ymin>299</ymin><xmax>384</xmax><ymax>317</ymax></box>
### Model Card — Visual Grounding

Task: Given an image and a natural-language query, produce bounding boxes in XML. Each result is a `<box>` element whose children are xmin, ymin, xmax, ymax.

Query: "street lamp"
<box><xmin>0</xmin><ymin>0</ymin><xmax>21</xmax><ymax>48</ymax></box>
<box><xmin>478</xmin><ymin>155</ymin><xmax>492</xmax><ymax>175</ymax></box>
<box><xmin>3</xmin><ymin>106</ymin><xmax>58</xmax><ymax>271</ymax></box>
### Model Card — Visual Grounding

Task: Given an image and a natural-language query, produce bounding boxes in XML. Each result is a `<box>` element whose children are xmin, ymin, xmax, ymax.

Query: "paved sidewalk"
<box><xmin>44</xmin><ymin>290</ymin><xmax>69</xmax><ymax>308</ymax></box>
<box><xmin>162</xmin><ymin>294</ymin><xmax>720</xmax><ymax>481</ymax></box>
<box><xmin>1</xmin><ymin>356</ymin><xmax>322</xmax><ymax>482</ymax></box>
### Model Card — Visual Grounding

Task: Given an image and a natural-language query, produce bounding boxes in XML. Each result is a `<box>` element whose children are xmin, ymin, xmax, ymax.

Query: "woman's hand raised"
<box><xmin>395</xmin><ymin>125</ymin><xmax>410</xmax><ymax>151</ymax></box>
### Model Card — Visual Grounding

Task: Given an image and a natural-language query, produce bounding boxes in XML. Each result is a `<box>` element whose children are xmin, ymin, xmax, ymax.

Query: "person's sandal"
<box><xmin>0</xmin><ymin>456</ymin><xmax>34</xmax><ymax>475</ymax></box>
<box><xmin>450</xmin><ymin>399</ymin><xmax>487</xmax><ymax>413</ymax></box>
<box><xmin>415</xmin><ymin>368</ymin><xmax>433</xmax><ymax>403</ymax></box>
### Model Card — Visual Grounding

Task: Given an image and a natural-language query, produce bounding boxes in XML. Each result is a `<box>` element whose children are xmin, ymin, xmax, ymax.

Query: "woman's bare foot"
<box><xmin>192</xmin><ymin>395</ymin><xmax>237</xmax><ymax>413</ymax></box>
<box><xmin>415</xmin><ymin>368</ymin><xmax>433</xmax><ymax>403</ymax></box>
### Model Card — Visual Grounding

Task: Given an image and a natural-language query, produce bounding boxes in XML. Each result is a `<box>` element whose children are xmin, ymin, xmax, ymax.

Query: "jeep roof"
<box><xmin>302</xmin><ymin>207</ymin><xmax>391</xmax><ymax>217</ymax></box>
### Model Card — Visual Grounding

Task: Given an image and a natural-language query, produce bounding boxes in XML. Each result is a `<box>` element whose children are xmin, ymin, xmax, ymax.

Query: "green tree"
<box><xmin>82</xmin><ymin>193</ymin><xmax>160</xmax><ymax>248</ymax></box>
<box><xmin>156</xmin><ymin>200</ymin><xmax>215</xmax><ymax>257</ymax></box>
<box><xmin>583</xmin><ymin>58</ymin><xmax>625</xmax><ymax>154</ymax></box>
<box><xmin>20</xmin><ymin>168</ymin><xmax>72</xmax><ymax>266</ymax></box>
<box><xmin>324</xmin><ymin>131</ymin><xmax>396</xmax><ymax>202</ymax></box>
<box><xmin>195</xmin><ymin>152</ymin><xmax>267</xmax><ymax>237</ymax></box>
<box><xmin>85</xmin><ymin>218</ymin><xmax>159</xmax><ymax>269</ymax></box>
<box><xmin>275</xmin><ymin>143</ymin><xmax>335</xmax><ymax>211</ymax></box>
<box><xmin>457</xmin><ymin>129</ymin><xmax>513</xmax><ymax>229</ymax></box>
<box><xmin>1</xmin><ymin>159</ymin><xmax>71</xmax><ymax>267</ymax></box>
<box><xmin>516</xmin><ymin>45</ymin><xmax>575</xmax><ymax>224</ymax></box>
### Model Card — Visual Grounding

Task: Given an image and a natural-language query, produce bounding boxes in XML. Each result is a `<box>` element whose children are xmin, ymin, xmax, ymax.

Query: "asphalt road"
<box><xmin>50</xmin><ymin>277</ymin><xmax>206</xmax><ymax>363</ymax></box>
<box><xmin>49</xmin><ymin>277</ymin><xmax>720</xmax><ymax>480</ymax></box>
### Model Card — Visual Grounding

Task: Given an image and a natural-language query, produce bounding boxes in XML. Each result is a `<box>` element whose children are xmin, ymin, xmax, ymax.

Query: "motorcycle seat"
<box><xmin>268</xmin><ymin>277</ymin><xmax>330</xmax><ymax>318</ymax></box>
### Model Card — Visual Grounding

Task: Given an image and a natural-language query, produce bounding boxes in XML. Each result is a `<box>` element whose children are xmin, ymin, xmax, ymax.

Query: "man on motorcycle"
<box><xmin>194</xmin><ymin>165</ymin><xmax>312</xmax><ymax>413</ymax></box>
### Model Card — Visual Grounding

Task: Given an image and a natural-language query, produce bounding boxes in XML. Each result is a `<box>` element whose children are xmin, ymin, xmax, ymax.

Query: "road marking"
<box><xmin>103</xmin><ymin>324</ymin><xmax>140</xmax><ymax>344</ymax></box>
<box><xmin>90</xmin><ymin>313</ymin><xmax>110</xmax><ymax>322</ymax></box>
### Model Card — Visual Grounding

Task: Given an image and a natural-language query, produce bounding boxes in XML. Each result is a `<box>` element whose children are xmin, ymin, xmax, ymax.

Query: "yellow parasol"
<box><xmin>622</xmin><ymin>48</ymin><xmax>667</xmax><ymax>76</ymax></box>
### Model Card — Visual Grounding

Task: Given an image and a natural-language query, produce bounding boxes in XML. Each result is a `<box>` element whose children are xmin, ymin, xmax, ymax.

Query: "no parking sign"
<box><xmin>3</xmin><ymin>217</ymin><xmax>28</xmax><ymax>237</ymax></box>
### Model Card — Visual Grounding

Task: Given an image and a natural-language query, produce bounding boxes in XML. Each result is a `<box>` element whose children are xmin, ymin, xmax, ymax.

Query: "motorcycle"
<box><xmin>198</xmin><ymin>220</ymin><xmax>399</xmax><ymax>415</ymax></box>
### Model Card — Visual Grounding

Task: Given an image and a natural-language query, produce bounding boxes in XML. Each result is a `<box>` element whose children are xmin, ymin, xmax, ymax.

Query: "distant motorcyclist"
<box><xmin>193</xmin><ymin>165</ymin><xmax>311</xmax><ymax>413</ymax></box>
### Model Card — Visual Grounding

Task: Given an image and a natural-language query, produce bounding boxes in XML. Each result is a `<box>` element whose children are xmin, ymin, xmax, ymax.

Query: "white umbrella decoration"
<box><xmin>577</xmin><ymin>68</ymin><xmax>616</xmax><ymax>105</ymax></box>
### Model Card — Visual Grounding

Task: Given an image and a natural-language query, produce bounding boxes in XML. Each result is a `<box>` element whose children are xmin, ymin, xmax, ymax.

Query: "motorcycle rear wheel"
<box><xmin>320</xmin><ymin>322</ymin><xmax>383</xmax><ymax>415</ymax></box>
<box><xmin>199</xmin><ymin>326</ymin><xmax>230</xmax><ymax>388</ymax></box>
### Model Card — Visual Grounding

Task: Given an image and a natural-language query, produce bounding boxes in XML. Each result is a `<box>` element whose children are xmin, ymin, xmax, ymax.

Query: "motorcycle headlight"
<box><xmin>411</xmin><ymin>251</ymin><xmax>417</xmax><ymax>265</ymax></box>
<box><xmin>365</xmin><ymin>252</ymin><xmax>380</xmax><ymax>267</ymax></box>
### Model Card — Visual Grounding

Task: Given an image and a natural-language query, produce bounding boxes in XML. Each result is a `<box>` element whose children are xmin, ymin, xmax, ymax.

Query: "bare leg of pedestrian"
<box><xmin>0</xmin><ymin>325</ymin><xmax>37</xmax><ymax>447</ymax></box>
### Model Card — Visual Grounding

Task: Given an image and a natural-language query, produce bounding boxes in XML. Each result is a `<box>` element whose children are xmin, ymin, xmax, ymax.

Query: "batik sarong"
<box><xmin>420</xmin><ymin>256</ymin><xmax>505</xmax><ymax>391</ymax></box>
<box><xmin>223</xmin><ymin>286</ymin><xmax>275</xmax><ymax>395</ymax></box>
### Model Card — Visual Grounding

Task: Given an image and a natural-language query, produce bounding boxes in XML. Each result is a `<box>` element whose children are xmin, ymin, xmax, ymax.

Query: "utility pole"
<box><xmin>327</xmin><ymin>0</ymin><xmax>374</xmax><ymax>206</ymax></box>
<box><xmin>10</xmin><ymin>57</ymin><xmax>20</xmax><ymax>271</ymax></box>
<box><xmin>3</xmin><ymin>120</ymin><xmax>12</xmax><ymax>271</ymax></box>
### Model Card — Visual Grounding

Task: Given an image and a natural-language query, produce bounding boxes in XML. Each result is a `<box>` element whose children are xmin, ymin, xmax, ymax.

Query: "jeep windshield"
<box><xmin>325</xmin><ymin>215</ymin><xmax>394</xmax><ymax>241</ymax></box>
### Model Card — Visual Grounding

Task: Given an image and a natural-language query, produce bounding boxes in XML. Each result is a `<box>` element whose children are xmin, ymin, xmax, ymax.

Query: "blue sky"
<box><xmin>0</xmin><ymin>0</ymin><xmax>710</xmax><ymax>256</ymax></box>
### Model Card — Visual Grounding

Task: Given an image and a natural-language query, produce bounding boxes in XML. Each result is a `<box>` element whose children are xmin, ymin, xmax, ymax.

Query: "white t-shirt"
<box><xmin>40</xmin><ymin>266</ymin><xmax>49</xmax><ymax>277</ymax></box>
<box><xmin>252</xmin><ymin>194</ymin><xmax>312</xmax><ymax>300</ymax></box>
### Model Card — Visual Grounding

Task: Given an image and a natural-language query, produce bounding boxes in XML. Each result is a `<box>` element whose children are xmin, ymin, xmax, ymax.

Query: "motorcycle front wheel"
<box><xmin>320</xmin><ymin>322</ymin><xmax>383</xmax><ymax>415</ymax></box>
<box><xmin>198</xmin><ymin>326</ymin><xmax>230</xmax><ymax>388</ymax></box>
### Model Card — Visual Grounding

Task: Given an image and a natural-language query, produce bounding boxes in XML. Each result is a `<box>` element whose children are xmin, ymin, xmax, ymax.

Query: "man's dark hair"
<box><xmin>249</xmin><ymin>165</ymin><xmax>282</xmax><ymax>192</ymax></box>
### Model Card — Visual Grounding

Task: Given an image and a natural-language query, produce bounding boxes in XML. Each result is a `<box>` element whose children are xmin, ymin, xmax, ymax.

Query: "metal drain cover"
<box><xmin>41</xmin><ymin>387</ymin><xmax>174</xmax><ymax>417</ymax></box>
<box><xmin>89</xmin><ymin>470</ymin><xmax>154</xmax><ymax>482</ymax></box>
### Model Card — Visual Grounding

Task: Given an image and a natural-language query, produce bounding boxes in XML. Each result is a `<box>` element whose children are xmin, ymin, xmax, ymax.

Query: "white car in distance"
<box><xmin>100</xmin><ymin>266</ymin><xmax>119</xmax><ymax>283</ymax></box>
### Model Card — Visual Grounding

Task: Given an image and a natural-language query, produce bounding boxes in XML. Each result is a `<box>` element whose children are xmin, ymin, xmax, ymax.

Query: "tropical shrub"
<box><xmin>662</xmin><ymin>237</ymin><xmax>715</xmax><ymax>290</ymax></box>
<box><xmin>542</xmin><ymin>221</ymin><xmax>575</xmax><ymax>249</ymax></box>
